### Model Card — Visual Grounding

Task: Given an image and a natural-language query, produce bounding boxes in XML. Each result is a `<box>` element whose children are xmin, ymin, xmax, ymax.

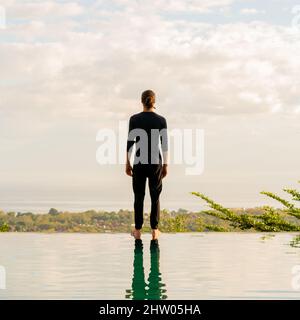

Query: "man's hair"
<box><xmin>141</xmin><ymin>89</ymin><xmax>155</xmax><ymax>109</ymax></box>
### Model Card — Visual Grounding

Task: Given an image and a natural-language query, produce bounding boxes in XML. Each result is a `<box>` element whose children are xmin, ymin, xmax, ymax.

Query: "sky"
<box><xmin>0</xmin><ymin>0</ymin><xmax>300</xmax><ymax>212</ymax></box>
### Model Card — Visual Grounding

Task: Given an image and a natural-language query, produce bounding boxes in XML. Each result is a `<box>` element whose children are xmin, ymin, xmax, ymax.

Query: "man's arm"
<box><xmin>160</xmin><ymin>117</ymin><xmax>169</xmax><ymax>178</ymax></box>
<box><xmin>126</xmin><ymin>116</ymin><xmax>134</xmax><ymax>176</ymax></box>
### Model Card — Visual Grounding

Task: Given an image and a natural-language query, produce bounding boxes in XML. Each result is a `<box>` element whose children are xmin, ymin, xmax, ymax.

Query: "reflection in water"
<box><xmin>259</xmin><ymin>234</ymin><xmax>275</xmax><ymax>242</ymax></box>
<box><xmin>290</xmin><ymin>234</ymin><xmax>300</xmax><ymax>248</ymax></box>
<box><xmin>125</xmin><ymin>239</ymin><xmax>167</xmax><ymax>300</ymax></box>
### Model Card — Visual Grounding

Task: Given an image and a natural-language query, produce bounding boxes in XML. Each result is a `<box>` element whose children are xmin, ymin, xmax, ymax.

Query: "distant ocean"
<box><xmin>0</xmin><ymin>200</ymin><xmax>132</xmax><ymax>213</ymax></box>
<box><xmin>0</xmin><ymin>199</ymin><xmax>268</xmax><ymax>213</ymax></box>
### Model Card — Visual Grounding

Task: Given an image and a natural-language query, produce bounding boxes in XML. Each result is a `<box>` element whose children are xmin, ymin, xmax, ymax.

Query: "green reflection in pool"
<box><xmin>125</xmin><ymin>239</ymin><xmax>167</xmax><ymax>300</ymax></box>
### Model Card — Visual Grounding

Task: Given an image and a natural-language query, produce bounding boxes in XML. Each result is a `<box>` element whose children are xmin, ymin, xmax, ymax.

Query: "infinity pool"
<box><xmin>1</xmin><ymin>232</ymin><xmax>300</xmax><ymax>299</ymax></box>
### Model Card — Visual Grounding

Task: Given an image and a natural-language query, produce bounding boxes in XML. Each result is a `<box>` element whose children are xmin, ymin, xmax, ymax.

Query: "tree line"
<box><xmin>1</xmin><ymin>180</ymin><xmax>299</xmax><ymax>233</ymax></box>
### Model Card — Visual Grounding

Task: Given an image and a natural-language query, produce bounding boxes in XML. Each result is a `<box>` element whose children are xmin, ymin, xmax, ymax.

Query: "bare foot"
<box><xmin>151</xmin><ymin>229</ymin><xmax>160</xmax><ymax>240</ymax></box>
<box><xmin>131</xmin><ymin>228</ymin><xmax>141</xmax><ymax>239</ymax></box>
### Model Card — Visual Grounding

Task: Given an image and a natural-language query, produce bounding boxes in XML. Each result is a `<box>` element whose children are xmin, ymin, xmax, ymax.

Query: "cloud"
<box><xmin>147</xmin><ymin>0</ymin><xmax>236</xmax><ymax>13</ymax></box>
<box><xmin>0</xmin><ymin>1</ymin><xmax>300</xmax><ymax>208</ymax></box>
<box><xmin>5</xmin><ymin>1</ymin><xmax>84</xmax><ymax>19</ymax></box>
<box><xmin>0</xmin><ymin>0</ymin><xmax>300</xmax><ymax>132</ymax></box>
<box><xmin>93</xmin><ymin>0</ymin><xmax>236</xmax><ymax>14</ymax></box>
<box><xmin>240</xmin><ymin>8</ymin><xmax>265</xmax><ymax>15</ymax></box>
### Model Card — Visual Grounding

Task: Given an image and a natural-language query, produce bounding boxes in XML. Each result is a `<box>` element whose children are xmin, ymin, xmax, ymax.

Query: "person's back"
<box><xmin>127</xmin><ymin>111</ymin><xmax>168</xmax><ymax>166</ymax></box>
<box><xmin>125</xmin><ymin>90</ymin><xmax>168</xmax><ymax>241</ymax></box>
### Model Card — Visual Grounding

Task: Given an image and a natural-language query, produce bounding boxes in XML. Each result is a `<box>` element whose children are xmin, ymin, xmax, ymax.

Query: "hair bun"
<box><xmin>141</xmin><ymin>89</ymin><xmax>155</xmax><ymax>108</ymax></box>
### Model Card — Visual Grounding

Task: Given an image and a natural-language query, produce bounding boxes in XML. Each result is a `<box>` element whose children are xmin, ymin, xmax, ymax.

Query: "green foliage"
<box><xmin>0</xmin><ymin>223</ymin><xmax>10</xmax><ymax>232</ymax></box>
<box><xmin>48</xmin><ymin>208</ymin><xmax>59</xmax><ymax>215</ymax></box>
<box><xmin>290</xmin><ymin>235</ymin><xmax>300</xmax><ymax>248</ymax></box>
<box><xmin>0</xmin><ymin>209</ymin><xmax>210</xmax><ymax>233</ymax></box>
<box><xmin>191</xmin><ymin>180</ymin><xmax>300</xmax><ymax>232</ymax></box>
<box><xmin>2</xmin><ymin>180</ymin><xmax>299</xmax><ymax>233</ymax></box>
<box><xmin>260</xmin><ymin>181</ymin><xmax>300</xmax><ymax>219</ymax></box>
<box><xmin>191</xmin><ymin>192</ymin><xmax>267</xmax><ymax>231</ymax></box>
<box><xmin>205</xmin><ymin>224</ymin><xmax>229</xmax><ymax>232</ymax></box>
<box><xmin>0</xmin><ymin>207</ymin><xmax>245</xmax><ymax>233</ymax></box>
<box><xmin>283</xmin><ymin>189</ymin><xmax>300</xmax><ymax>201</ymax></box>
<box><xmin>256</xmin><ymin>206</ymin><xmax>300</xmax><ymax>231</ymax></box>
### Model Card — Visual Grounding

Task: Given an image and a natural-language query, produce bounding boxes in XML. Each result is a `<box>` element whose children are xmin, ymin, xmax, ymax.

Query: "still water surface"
<box><xmin>1</xmin><ymin>232</ymin><xmax>300</xmax><ymax>299</ymax></box>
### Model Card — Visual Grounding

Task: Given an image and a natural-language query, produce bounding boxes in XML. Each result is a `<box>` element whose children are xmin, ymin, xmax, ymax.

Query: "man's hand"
<box><xmin>162</xmin><ymin>164</ymin><xmax>168</xmax><ymax>178</ymax></box>
<box><xmin>126</xmin><ymin>162</ymin><xmax>133</xmax><ymax>176</ymax></box>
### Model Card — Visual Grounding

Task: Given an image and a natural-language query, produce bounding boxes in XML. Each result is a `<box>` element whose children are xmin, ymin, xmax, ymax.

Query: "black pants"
<box><xmin>132</xmin><ymin>164</ymin><xmax>163</xmax><ymax>230</ymax></box>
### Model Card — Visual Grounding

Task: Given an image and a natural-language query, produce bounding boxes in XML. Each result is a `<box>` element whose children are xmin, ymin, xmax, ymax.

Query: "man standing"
<box><xmin>126</xmin><ymin>90</ymin><xmax>168</xmax><ymax>240</ymax></box>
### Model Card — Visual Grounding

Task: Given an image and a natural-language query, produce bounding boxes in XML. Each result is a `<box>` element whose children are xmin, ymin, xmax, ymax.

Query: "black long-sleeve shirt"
<box><xmin>127</xmin><ymin>111</ymin><xmax>168</xmax><ymax>165</ymax></box>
